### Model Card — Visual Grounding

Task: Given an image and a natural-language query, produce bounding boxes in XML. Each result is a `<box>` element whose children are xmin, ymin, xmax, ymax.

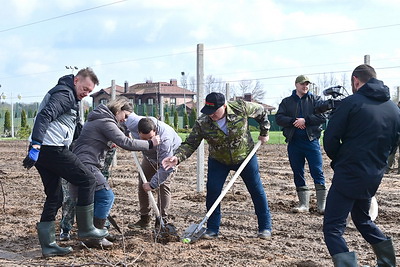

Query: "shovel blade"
<box><xmin>182</xmin><ymin>223</ymin><xmax>206</xmax><ymax>243</ymax></box>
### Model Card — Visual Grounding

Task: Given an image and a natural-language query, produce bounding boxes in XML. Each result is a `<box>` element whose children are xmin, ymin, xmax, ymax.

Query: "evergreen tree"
<box><xmin>4</xmin><ymin>110</ymin><xmax>11</xmax><ymax>133</ymax></box>
<box><xmin>21</xmin><ymin>109</ymin><xmax>27</xmax><ymax>127</ymax></box>
<box><xmin>189</xmin><ymin>108</ymin><xmax>197</xmax><ymax>128</ymax></box>
<box><xmin>164</xmin><ymin>112</ymin><xmax>170</xmax><ymax>125</ymax></box>
<box><xmin>84</xmin><ymin>109</ymin><xmax>89</xmax><ymax>121</ymax></box>
<box><xmin>183</xmin><ymin>111</ymin><xmax>189</xmax><ymax>129</ymax></box>
<box><xmin>173</xmin><ymin>110</ymin><xmax>178</xmax><ymax>129</ymax></box>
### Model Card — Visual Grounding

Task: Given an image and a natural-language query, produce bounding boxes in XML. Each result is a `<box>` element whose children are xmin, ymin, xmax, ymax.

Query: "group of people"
<box><xmin>24</xmin><ymin>65</ymin><xmax>399</xmax><ymax>267</ymax></box>
<box><xmin>275</xmin><ymin>65</ymin><xmax>399</xmax><ymax>266</ymax></box>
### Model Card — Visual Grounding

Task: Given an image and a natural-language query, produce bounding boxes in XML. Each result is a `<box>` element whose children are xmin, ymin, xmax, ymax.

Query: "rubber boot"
<box><xmin>372</xmin><ymin>238</ymin><xmax>396</xmax><ymax>267</ymax></box>
<box><xmin>36</xmin><ymin>221</ymin><xmax>72</xmax><ymax>257</ymax></box>
<box><xmin>75</xmin><ymin>204</ymin><xmax>108</xmax><ymax>240</ymax></box>
<box><xmin>315</xmin><ymin>184</ymin><xmax>327</xmax><ymax>215</ymax></box>
<box><xmin>128</xmin><ymin>215</ymin><xmax>151</xmax><ymax>229</ymax></box>
<box><xmin>83</xmin><ymin>217</ymin><xmax>113</xmax><ymax>249</ymax></box>
<box><xmin>332</xmin><ymin>251</ymin><xmax>358</xmax><ymax>267</ymax></box>
<box><xmin>292</xmin><ymin>186</ymin><xmax>310</xmax><ymax>213</ymax></box>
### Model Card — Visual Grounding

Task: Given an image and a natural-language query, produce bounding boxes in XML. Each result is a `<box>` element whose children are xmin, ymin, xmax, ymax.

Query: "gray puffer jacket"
<box><xmin>73</xmin><ymin>104</ymin><xmax>150</xmax><ymax>189</ymax></box>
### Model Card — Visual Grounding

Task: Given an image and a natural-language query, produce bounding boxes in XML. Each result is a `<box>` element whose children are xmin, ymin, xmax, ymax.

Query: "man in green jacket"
<box><xmin>162</xmin><ymin>92</ymin><xmax>272</xmax><ymax>239</ymax></box>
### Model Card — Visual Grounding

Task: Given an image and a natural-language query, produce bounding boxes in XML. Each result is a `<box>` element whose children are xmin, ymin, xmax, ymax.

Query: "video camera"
<box><xmin>315</xmin><ymin>85</ymin><xmax>347</xmax><ymax>114</ymax></box>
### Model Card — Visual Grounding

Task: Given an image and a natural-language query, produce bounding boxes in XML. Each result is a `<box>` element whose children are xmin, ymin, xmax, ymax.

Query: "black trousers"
<box><xmin>35</xmin><ymin>146</ymin><xmax>96</xmax><ymax>222</ymax></box>
<box><xmin>323</xmin><ymin>186</ymin><xmax>386</xmax><ymax>256</ymax></box>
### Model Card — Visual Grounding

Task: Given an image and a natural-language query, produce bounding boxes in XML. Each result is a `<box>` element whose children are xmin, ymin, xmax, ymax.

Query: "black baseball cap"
<box><xmin>201</xmin><ymin>92</ymin><xmax>226</xmax><ymax>115</ymax></box>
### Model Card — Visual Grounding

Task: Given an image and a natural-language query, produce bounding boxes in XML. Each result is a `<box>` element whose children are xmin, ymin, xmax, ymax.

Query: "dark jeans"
<box><xmin>35</xmin><ymin>146</ymin><xmax>96</xmax><ymax>222</ymax></box>
<box><xmin>288</xmin><ymin>138</ymin><xmax>325</xmax><ymax>187</ymax></box>
<box><xmin>206</xmin><ymin>155</ymin><xmax>272</xmax><ymax>233</ymax></box>
<box><xmin>323</xmin><ymin>186</ymin><xmax>387</xmax><ymax>256</ymax></box>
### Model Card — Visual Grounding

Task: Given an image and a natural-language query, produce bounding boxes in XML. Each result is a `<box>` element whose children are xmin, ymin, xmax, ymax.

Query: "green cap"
<box><xmin>295</xmin><ymin>75</ymin><xmax>311</xmax><ymax>84</ymax></box>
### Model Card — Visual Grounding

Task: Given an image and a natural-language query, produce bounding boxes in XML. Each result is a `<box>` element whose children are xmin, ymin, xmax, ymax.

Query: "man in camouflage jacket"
<box><xmin>163</xmin><ymin>92</ymin><xmax>272</xmax><ymax>239</ymax></box>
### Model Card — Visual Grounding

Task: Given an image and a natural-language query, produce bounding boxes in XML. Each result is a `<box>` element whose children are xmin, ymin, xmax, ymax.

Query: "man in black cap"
<box><xmin>162</xmin><ymin>92</ymin><xmax>273</xmax><ymax>239</ymax></box>
<box><xmin>276</xmin><ymin>75</ymin><xmax>327</xmax><ymax>215</ymax></box>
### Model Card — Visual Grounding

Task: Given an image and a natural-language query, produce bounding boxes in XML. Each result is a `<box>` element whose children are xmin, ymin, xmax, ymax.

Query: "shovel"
<box><xmin>132</xmin><ymin>152</ymin><xmax>179</xmax><ymax>243</ymax></box>
<box><xmin>182</xmin><ymin>140</ymin><xmax>262</xmax><ymax>243</ymax></box>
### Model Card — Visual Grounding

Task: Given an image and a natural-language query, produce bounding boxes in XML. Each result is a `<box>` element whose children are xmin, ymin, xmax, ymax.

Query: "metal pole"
<box><xmin>11</xmin><ymin>92</ymin><xmax>14</xmax><ymax>138</ymax></box>
<box><xmin>160</xmin><ymin>96</ymin><xmax>164</xmax><ymax>121</ymax></box>
<box><xmin>225</xmin><ymin>83</ymin><xmax>230</xmax><ymax>101</ymax></box>
<box><xmin>196</xmin><ymin>44</ymin><xmax>205</xmax><ymax>192</ymax></box>
<box><xmin>364</xmin><ymin>55</ymin><xmax>370</xmax><ymax>65</ymax></box>
<box><xmin>111</xmin><ymin>80</ymin><xmax>117</xmax><ymax>166</ymax></box>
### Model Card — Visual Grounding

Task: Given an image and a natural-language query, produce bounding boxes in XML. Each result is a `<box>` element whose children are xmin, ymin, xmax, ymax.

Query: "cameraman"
<box><xmin>276</xmin><ymin>75</ymin><xmax>327</xmax><ymax>215</ymax></box>
<box><xmin>323</xmin><ymin>64</ymin><xmax>400</xmax><ymax>266</ymax></box>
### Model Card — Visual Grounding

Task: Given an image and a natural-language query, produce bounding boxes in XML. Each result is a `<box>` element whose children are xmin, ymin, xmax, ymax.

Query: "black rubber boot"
<box><xmin>128</xmin><ymin>215</ymin><xmax>151</xmax><ymax>229</ymax></box>
<box><xmin>332</xmin><ymin>251</ymin><xmax>358</xmax><ymax>267</ymax></box>
<box><xmin>36</xmin><ymin>221</ymin><xmax>72</xmax><ymax>257</ymax></box>
<box><xmin>83</xmin><ymin>217</ymin><xmax>113</xmax><ymax>249</ymax></box>
<box><xmin>372</xmin><ymin>238</ymin><xmax>396</xmax><ymax>267</ymax></box>
<box><xmin>75</xmin><ymin>204</ymin><xmax>108</xmax><ymax>240</ymax></box>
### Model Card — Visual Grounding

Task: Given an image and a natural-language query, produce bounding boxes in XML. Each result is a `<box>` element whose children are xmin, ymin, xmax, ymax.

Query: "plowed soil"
<box><xmin>0</xmin><ymin>140</ymin><xmax>399</xmax><ymax>266</ymax></box>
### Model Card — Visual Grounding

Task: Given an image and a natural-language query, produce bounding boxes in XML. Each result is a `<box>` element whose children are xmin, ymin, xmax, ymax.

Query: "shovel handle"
<box><xmin>204</xmin><ymin>141</ymin><xmax>262</xmax><ymax>219</ymax></box>
<box><xmin>132</xmin><ymin>152</ymin><xmax>161</xmax><ymax>218</ymax></box>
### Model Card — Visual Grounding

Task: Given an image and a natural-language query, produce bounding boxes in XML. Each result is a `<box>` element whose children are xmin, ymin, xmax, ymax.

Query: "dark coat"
<box><xmin>276</xmin><ymin>90</ymin><xmax>326</xmax><ymax>143</ymax></box>
<box><xmin>323</xmin><ymin>78</ymin><xmax>400</xmax><ymax>199</ymax></box>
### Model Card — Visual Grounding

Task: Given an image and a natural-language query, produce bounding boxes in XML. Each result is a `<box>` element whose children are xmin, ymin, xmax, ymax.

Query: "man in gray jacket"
<box><xmin>125</xmin><ymin>114</ymin><xmax>181</xmax><ymax>229</ymax></box>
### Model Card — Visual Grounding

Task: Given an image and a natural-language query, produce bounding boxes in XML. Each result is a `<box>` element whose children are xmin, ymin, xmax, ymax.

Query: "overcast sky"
<box><xmin>0</xmin><ymin>0</ymin><xmax>399</xmax><ymax>107</ymax></box>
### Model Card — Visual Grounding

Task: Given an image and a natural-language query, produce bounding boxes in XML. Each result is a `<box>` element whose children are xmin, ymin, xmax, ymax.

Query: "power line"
<box><xmin>0</xmin><ymin>0</ymin><xmax>128</xmax><ymax>33</ymax></box>
<box><xmin>206</xmin><ymin>23</ymin><xmax>400</xmax><ymax>51</ymax></box>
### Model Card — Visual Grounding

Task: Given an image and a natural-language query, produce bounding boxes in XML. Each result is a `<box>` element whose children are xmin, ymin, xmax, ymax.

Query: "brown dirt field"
<box><xmin>0</xmin><ymin>140</ymin><xmax>399</xmax><ymax>266</ymax></box>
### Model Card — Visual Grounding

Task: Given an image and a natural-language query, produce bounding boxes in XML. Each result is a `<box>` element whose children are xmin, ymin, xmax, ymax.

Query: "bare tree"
<box><xmin>235</xmin><ymin>79</ymin><xmax>266</xmax><ymax>103</ymax></box>
<box><xmin>204</xmin><ymin>75</ymin><xmax>224</xmax><ymax>95</ymax></box>
<box><xmin>316</xmin><ymin>73</ymin><xmax>338</xmax><ymax>96</ymax></box>
<box><xmin>188</xmin><ymin>76</ymin><xmax>196</xmax><ymax>92</ymax></box>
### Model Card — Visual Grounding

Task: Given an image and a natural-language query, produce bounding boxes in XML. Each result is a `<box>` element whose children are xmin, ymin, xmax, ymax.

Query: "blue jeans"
<box><xmin>94</xmin><ymin>188</ymin><xmax>115</xmax><ymax>220</ymax></box>
<box><xmin>206</xmin><ymin>155</ymin><xmax>272</xmax><ymax>233</ymax></box>
<box><xmin>323</xmin><ymin>186</ymin><xmax>387</xmax><ymax>256</ymax></box>
<box><xmin>288</xmin><ymin>138</ymin><xmax>325</xmax><ymax>187</ymax></box>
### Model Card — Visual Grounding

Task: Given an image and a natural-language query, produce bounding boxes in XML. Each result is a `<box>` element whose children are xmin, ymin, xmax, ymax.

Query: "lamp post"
<box><xmin>0</xmin><ymin>91</ymin><xmax>20</xmax><ymax>138</ymax></box>
<box><xmin>181</xmin><ymin>72</ymin><xmax>187</xmax><ymax>112</ymax></box>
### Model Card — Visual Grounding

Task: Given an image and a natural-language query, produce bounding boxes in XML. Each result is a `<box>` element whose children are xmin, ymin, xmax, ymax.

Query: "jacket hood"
<box><xmin>57</xmin><ymin>74</ymin><xmax>77</xmax><ymax>99</ymax></box>
<box><xmin>358</xmin><ymin>78</ymin><xmax>390</xmax><ymax>102</ymax></box>
<box><xmin>87</xmin><ymin>104</ymin><xmax>117</xmax><ymax>122</ymax></box>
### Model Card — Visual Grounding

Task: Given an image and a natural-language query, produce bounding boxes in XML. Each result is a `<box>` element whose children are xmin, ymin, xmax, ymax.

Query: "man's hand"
<box><xmin>142</xmin><ymin>182</ymin><xmax>153</xmax><ymax>192</ymax></box>
<box><xmin>151</xmin><ymin>135</ymin><xmax>161</xmax><ymax>147</ymax></box>
<box><xmin>162</xmin><ymin>156</ymin><xmax>178</xmax><ymax>170</ymax></box>
<box><xmin>258</xmin><ymin>135</ymin><xmax>269</xmax><ymax>144</ymax></box>
<box><xmin>22</xmin><ymin>146</ymin><xmax>40</xmax><ymax>170</ymax></box>
<box><xmin>293</xmin><ymin>118</ymin><xmax>306</xmax><ymax>129</ymax></box>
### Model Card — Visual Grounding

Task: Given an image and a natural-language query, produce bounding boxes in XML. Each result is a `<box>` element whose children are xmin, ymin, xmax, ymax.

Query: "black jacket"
<box><xmin>276</xmin><ymin>90</ymin><xmax>326</xmax><ymax>142</ymax></box>
<box><xmin>30</xmin><ymin>74</ymin><xmax>79</xmax><ymax>146</ymax></box>
<box><xmin>323</xmin><ymin>78</ymin><xmax>400</xmax><ymax>199</ymax></box>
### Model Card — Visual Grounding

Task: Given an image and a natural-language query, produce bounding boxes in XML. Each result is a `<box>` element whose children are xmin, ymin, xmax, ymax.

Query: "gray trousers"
<box><xmin>138</xmin><ymin>158</ymin><xmax>172</xmax><ymax>219</ymax></box>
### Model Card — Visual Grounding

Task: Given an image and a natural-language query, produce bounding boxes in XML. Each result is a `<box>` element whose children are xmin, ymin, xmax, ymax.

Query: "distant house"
<box><xmin>90</xmin><ymin>79</ymin><xmax>196</xmax><ymax>111</ymax></box>
<box><xmin>233</xmin><ymin>93</ymin><xmax>276</xmax><ymax>114</ymax></box>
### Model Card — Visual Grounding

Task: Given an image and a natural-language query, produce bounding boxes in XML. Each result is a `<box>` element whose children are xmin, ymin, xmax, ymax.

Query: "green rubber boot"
<box><xmin>36</xmin><ymin>221</ymin><xmax>72</xmax><ymax>257</ymax></box>
<box><xmin>76</xmin><ymin>204</ymin><xmax>108</xmax><ymax>240</ymax></box>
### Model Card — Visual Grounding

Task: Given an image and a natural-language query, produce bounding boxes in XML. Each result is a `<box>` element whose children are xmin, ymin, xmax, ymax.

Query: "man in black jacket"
<box><xmin>23</xmin><ymin>68</ymin><xmax>108</xmax><ymax>257</ymax></box>
<box><xmin>276</xmin><ymin>75</ymin><xmax>327</xmax><ymax>215</ymax></box>
<box><xmin>323</xmin><ymin>64</ymin><xmax>400</xmax><ymax>266</ymax></box>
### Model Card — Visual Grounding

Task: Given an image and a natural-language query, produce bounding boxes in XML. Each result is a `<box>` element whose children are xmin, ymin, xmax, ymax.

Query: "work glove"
<box><xmin>22</xmin><ymin>146</ymin><xmax>40</xmax><ymax>170</ymax></box>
